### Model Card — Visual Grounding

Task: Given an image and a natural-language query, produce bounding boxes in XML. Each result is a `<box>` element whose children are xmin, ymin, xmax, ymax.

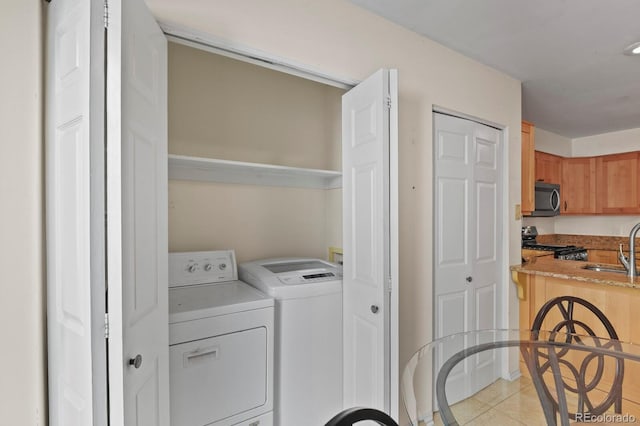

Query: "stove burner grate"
<box><xmin>522</xmin><ymin>242</ymin><xmax>588</xmax><ymax>261</ymax></box>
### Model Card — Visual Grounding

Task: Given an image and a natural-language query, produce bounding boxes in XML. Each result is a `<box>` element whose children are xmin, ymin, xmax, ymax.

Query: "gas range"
<box><xmin>522</xmin><ymin>243</ymin><xmax>588</xmax><ymax>261</ymax></box>
<box><xmin>522</xmin><ymin>226</ymin><xmax>588</xmax><ymax>261</ymax></box>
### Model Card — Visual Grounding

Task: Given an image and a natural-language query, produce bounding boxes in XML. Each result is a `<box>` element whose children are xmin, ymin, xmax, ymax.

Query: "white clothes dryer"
<box><xmin>239</xmin><ymin>257</ymin><xmax>343</xmax><ymax>426</ymax></box>
<box><xmin>169</xmin><ymin>250</ymin><xmax>274</xmax><ymax>426</ymax></box>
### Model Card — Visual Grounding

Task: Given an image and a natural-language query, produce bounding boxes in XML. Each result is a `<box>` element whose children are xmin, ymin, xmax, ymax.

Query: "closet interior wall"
<box><xmin>167</xmin><ymin>42</ymin><xmax>345</xmax><ymax>262</ymax></box>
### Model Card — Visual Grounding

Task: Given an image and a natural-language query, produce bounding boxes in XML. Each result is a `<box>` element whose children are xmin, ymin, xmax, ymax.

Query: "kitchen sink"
<box><xmin>582</xmin><ymin>264</ymin><xmax>628</xmax><ymax>274</ymax></box>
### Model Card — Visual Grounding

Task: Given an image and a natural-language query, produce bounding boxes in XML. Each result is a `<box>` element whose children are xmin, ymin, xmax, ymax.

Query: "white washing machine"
<box><xmin>238</xmin><ymin>257</ymin><xmax>343</xmax><ymax>426</ymax></box>
<box><xmin>169</xmin><ymin>250</ymin><xmax>274</xmax><ymax>426</ymax></box>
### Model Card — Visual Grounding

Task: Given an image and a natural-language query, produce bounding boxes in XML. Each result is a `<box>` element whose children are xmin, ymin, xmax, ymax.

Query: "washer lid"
<box><xmin>169</xmin><ymin>280</ymin><xmax>273</xmax><ymax>324</ymax></box>
<box><xmin>239</xmin><ymin>257</ymin><xmax>343</xmax><ymax>300</ymax></box>
<box><xmin>245</xmin><ymin>279</ymin><xmax>342</xmax><ymax>300</ymax></box>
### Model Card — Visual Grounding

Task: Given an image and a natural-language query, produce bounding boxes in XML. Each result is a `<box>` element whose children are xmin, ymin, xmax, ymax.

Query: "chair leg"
<box><xmin>520</xmin><ymin>344</ymin><xmax>558</xmax><ymax>426</ymax></box>
<box><xmin>548</xmin><ymin>348</ymin><xmax>570</xmax><ymax>426</ymax></box>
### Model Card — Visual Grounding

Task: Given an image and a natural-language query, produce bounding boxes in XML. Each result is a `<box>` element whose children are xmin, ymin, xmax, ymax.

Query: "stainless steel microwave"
<box><xmin>530</xmin><ymin>182</ymin><xmax>560</xmax><ymax>216</ymax></box>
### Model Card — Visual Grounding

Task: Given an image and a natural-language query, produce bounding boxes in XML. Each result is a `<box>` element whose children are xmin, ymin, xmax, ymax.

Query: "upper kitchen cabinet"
<box><xmin>521</xmin><ymin>121</ymin><xmax>535</xmax><ymax>215</ymax></box>
<box><xmin>561</xmin><ymin>157</ymin><xmax>596</xmax><ymax>214</ymax></box>
<box><xmin>535</xmin><ymin>151</ymin><xmax>562</xmax><ymax>184</ymax></box>
<box><xmin>596</xmin><ymin>152</ymin><xmax>640</xmax><ymax>214</ymax></box>
<box><xmin>520</xmin><ymin>124</ymin><xmax>640</xmax><ymax>216</ymax></box>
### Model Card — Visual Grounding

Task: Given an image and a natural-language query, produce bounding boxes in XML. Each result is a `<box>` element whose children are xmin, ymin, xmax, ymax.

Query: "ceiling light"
<box><xmin>623</xmin><ymin>41</ymin><xmax>640</xmax><ymax>55</ymax></box>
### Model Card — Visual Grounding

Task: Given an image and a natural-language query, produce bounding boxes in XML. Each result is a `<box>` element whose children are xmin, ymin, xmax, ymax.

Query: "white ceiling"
<box><xmin>349</xmin><ymin>0</ymin><xmax>640</xmax><ymax>138</ymax></box>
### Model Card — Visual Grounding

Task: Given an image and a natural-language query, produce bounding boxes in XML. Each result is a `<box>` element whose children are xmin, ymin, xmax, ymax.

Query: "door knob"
<box><xmin>129</xmin><ymin>354</ymin><xmax>143</xmax><ymax>369</ymax></box>
<box><xmin>370</xmin><ymin>305</ymin><xmax>379</xmax><ymax>314</ymax></box>
<box><xmin>466</xmin><ymin>276</ymin><xmax>473</xmax><ymax>283</ymax></box>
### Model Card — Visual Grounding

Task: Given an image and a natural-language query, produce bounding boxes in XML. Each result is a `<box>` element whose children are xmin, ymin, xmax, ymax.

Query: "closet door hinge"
<box><xmin>104</xmin><ymin>313</ymin><xmax>110</xmax><ymax>339</ymax></box>
<box><xmin>387</xmin><ymin>275</ymin><xmax>393</xmax><ymax>293</ymax></box>
<box><xmin>385</xmin><ymin>96</ymin><xmax>392</xmax><ymax>109</ymax></box>
<box><xmin>103</xmin><ymin>0</ymin><xmax>109</xmax><ymax>28</ymax></box>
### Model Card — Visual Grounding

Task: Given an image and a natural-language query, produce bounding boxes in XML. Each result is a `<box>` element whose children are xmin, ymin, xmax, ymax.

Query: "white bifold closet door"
<box><xmin>106</xmin><ymin>0</ymin><xmax>169</xmax><ymax>425</ymax></box>
<box><xmin>342</xmin><ymin>69</ymin><xmax>399</xmax><ymax>420</ymax></box>
<box><xmin>46</xmin><ymin>1</ymin><xmax>108</xmax><ymax>425</ymax></box>
<box><xmin>46</xmin><ymin>0</ymin><xmax>170</xmax><ymax>425</ymax></box>
<box><xmin>433</xmin><ymin>112</ymin><xmax>503</xmax><ymax>406</ymax></box>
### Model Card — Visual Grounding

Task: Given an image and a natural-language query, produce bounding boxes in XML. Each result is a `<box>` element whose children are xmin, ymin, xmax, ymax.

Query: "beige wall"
<box><xmin>149</xmin><ymin>0</ymin><xmax>523</xmax><ymax>414</ymax></box>
<box><xmin>526</xmin><ymin>210</ymin><xmax>640</xmax><ymax>237</ymax></box>
<box><xmin>524</xmin><ymin>127</ymin><xmax>640</xmax><ymax>236</ymax></box>
<box><xmin>535</xmin><ymin>127</ymin><xmax>572</xmax><ymax>157</ymax></box>
<box><xmin>168</xmin><ymin>181</ymin><xmax>341</xmax><ymax>262</ymax></box>
<box><xmin>0</xmin><ymin>1</ymin><xmax>46</xmax><ymax>424</ymax></box>
<box><xmin>572</xmin><ymin>127</ymin><xmax>640</xmax><ymax>157</ymax></box>
<box><xmin>553</xmin><ymin>216</ymin><xmax>640</xmax><ymax>236</ymax></box>
<box><xmin>168</xmin><ymin>42</ymin><xmax>343</xmax><ymax>170</ymax></box>
<box><xmin>168</xmin><ymin>43</ymin><xmax>344</xmax><ymax>260</ymax></box>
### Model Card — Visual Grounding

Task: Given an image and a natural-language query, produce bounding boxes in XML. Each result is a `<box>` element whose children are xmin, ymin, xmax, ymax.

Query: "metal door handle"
<box><xmin>466</xmin><ymin>276</ymin><xmax>473</xmax><ymax>283</ymax></box>
<box><xmin>550</xmin><ymin>189</ymin><xmax>560</xmax><ymax>211</ymax></box>
<box><xmin>129</xmin><ymin>354</ymin><xmax>142</xmax><ymax>369</ymax></box>
<box><xmin>370</xmin><ymin>305</ymin><xmax>379</xmax><ymax>314</ymax></box>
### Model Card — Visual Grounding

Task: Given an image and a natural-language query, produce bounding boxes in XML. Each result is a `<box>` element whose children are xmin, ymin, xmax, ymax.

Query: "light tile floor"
<box><xmin>432</xmin><ymin>376</ymin><xmax>543</xmax><ymax>425</ymax></box>
<box><xmin>430</xmin><ymin>376</ymin><xmax>640</xmax><ymax>425</ymax></box>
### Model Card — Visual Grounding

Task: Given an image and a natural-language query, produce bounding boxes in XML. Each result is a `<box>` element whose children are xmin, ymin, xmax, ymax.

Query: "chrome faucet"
<box><xmin>618</xmin><ymin>222</ymin><xmax>640</xmax><ymax>279</ymax></box>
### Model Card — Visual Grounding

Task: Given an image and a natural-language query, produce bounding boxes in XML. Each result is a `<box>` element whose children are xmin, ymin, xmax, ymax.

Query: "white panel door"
<box><xmin>106</xmin><ymin>1</ymin><xmax>170</xmax><ymax>425</ymax></box>
<box><xmin>343</xmin><ymin>69</ymin><xmax>398</xmax><ymax>418</ymax></box>
<box><xmin>433</xmin><ymin>112</ymin><xmax>502</xmax><ymax>405</ymax></box>
<box><xmin>433</xmin><ymin>115</ymin><xmax>474</xmax><ymax>403</ymax></box>
<box><xmin>45</xmin><ymin>1</ymin><xmax>107</xmax><ymax>425</ymax></box>
<box><xmin>471</xmin><ymin>123</ymin><xmax>501</xmax><ymax>389</ymax></box>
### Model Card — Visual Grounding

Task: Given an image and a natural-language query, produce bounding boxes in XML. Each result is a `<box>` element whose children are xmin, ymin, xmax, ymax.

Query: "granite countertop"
<box><xmin>510</xmin><ymin>255</ymin><xmax>640</xmax><ymax>290</ymax></box>
<box><xmin>536</xmin><ymin>234</ymin><xmax>629</xmax><ymax>252</ymax></box>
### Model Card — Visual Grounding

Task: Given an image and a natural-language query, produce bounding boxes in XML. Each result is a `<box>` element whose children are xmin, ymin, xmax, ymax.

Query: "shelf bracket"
<box><xmin>511</xmin><ymin>271</ymin><xmax>528</xmax><ymax>301</ymax></box>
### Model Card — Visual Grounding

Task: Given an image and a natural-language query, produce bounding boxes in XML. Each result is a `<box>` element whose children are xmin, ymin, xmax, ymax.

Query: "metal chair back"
<box><xmin>527</xmin><ymin>296</ymin><xmax>624</xmax><ymax>425</ymax></box>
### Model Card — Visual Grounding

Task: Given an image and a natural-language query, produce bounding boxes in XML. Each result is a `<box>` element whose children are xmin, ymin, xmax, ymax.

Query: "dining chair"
<box><xmin>324</xmin><ymin>407</ymin><xmax>399</xmax><ymax>426</ymax></box>
<box><xmin>525</xmin><ymin>295</ymin><xmax>624</xmax><ymax>425</ymax></box>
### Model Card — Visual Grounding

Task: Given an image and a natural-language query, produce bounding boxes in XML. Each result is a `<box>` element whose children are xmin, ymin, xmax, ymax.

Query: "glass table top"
<box><xmin>402</xmin><ymin>329</ymin><xmax>640</xmax><ymax>426</ymax></box>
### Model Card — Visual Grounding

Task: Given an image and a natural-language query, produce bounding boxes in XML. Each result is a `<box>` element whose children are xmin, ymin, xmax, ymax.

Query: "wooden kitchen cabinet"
<box><xmin>518</xmin><ymin>275</ymin><xmax>640</xmax><ymax>345</ymax></box>
<box><xmin>587</xmin><ymin>249</ymin><xmax>618</xmax><ymax>264</ymax></box>
<box><xmin>561</xmin><ymin>157</ymin><xmax>596</xmax><ymax>214</ymax></box>
<box><xmin>522</xmin><ymin>144</ymin><xmax>640</xmax><ymax>216</ymax></box>
<box><xmin>588</xmin><ymin>249</ymin><xmax>640</xmax><ymax>267</ymax></box>
<box><xmin>534</xmin><ymin>150</ymin><xmax>562</xmax><ymax>184</ymax></box>
<box><xmin>521</xmin><ymin>121</ymin><xmax>535</xmax><ymax>215</ymax></box>
<box><xmin>596</xmin><ymin>151</ymin><xmax>640</xmax><ymax>214</ymax></box>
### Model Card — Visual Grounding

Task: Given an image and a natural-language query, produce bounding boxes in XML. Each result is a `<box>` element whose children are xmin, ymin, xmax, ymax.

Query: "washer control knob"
<box><xmin>203</xmin><ymin>263</ymin><xmax>213</xmax><ymax>272</ymax></box>
<box><xmin>219</xmin><ymin>263</ymin><xmax>227</xmax><ymax>270</ymax></box>
<box><xmin>187</xmin><ymin>263</ymin><xmax>198</xmax><ymax>273</ymax></box>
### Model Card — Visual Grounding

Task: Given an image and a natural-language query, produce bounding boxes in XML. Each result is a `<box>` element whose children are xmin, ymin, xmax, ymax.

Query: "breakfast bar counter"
<box><xmin>511</xmin><ymin>255</ymin><xmax>640</xmax><ymax>290</ymax></box>
<box><xmin>511</xmin><ymin>256</ymin><xmax>640</xmax><ymax>346</ymax></box>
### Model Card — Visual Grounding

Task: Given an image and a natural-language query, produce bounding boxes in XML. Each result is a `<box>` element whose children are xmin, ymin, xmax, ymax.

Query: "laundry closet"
<box><xmin>166</xmin><ymin>42</ymin><xmax>345</xmax><ymax>262</ymax></box>
<box><xmin>164</xmin><ymin>38</ymin><xmax>399</xmax><ymax>423</ymax></box>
